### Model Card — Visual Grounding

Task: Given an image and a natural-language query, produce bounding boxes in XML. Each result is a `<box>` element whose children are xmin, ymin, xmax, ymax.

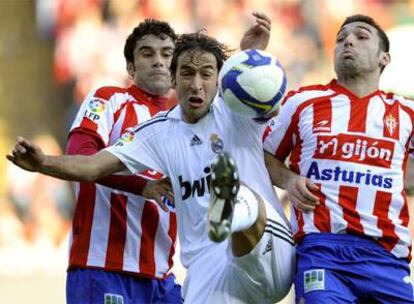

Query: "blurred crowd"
<box><xmin>0</xmin><ymin>0</ymin><xmax>413</xmax><ymax>276</ymax></box>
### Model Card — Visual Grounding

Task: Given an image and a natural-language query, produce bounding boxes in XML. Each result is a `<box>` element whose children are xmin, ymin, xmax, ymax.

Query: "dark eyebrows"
<box><xmin>337</xmin><ymin>25</ymin><xmax>373</xmax><ymax>37</ymax></box>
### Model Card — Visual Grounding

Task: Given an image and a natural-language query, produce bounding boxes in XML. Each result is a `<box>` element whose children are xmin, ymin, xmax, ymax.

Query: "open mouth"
<box><xmin>188</xmin><ymin>96</ymin><xmax>204</xmax><ymax>108</ymax></box>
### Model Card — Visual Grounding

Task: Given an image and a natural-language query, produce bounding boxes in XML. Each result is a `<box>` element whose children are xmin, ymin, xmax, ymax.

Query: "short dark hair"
<box><xmin>170</xmin><ymin>31</ymin><xmax>232</xmax><ymax>78</ymax></box>
<box><xmin>123</xmin><ymin>19</ymin><xmax>177</xmax><ymax>63</ymax></box>
<box><xmin>340</xmin><ymin>14</ymin><xmax>390</xmax><ymax>53</ymax></box>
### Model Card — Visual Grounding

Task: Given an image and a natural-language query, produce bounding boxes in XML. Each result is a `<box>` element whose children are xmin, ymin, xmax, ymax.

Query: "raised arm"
<box><xmin>7</xmin><ymin>136</ymin><xmax>124</xmax><ymax>182</ymax></box>
<box><xmin>240</xmin><ymin>12</ymin><xmax>271</xmax><ymax>51</ymax></box>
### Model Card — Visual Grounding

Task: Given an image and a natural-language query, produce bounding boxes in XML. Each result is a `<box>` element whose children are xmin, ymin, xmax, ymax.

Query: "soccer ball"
<box><xmin>219</xmin><ymin>49</ymin><xmax>287</xmax><ymax>118</ymax></box>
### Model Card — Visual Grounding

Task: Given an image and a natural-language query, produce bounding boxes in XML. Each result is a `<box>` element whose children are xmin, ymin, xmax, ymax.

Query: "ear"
<box><xmin>380</xmin><ymin>52</ymin><xmax>391</xmax><ymax>68</ymax></box>
<box><xmin>126</xmin><ymin>62</ymin><xmax>135</xmax><ymax>78</ymax></box>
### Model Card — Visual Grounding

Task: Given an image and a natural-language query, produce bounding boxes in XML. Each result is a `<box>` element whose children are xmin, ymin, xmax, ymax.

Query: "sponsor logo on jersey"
<box><xmin>190</xmin><ymin>134</ymin><xmax>203</xmax><ymax>146</ymax></box>
<box><xmin>115</xmin><ymin>128</ymin><xmax>135</xmax><ymax>146</ymax></box>
<box><xmin>262</xmin><ymin>238</ymin><xmax>273</xmax><ymax>255</ymax></box>
<box><xmin>384</xmin><ymin>113</ymin><xmax>398</xmax><ymax>136</ymax></box>
<box><xmin>104</xmin><ymin>293</ymin><xmax>124</xmax><ymax>304</ymax></box>
<box><xmin>84</xmin><ymin>98</ymin><xmax>106</xmax><ymax>121</ymax></box>
<box><xmin>210</xmin><ymin>133</ymin><xmax>223</xmax><ymax>153</ymax></box>
<box><xmin>304</xmin><ymin>269</ymin><xmax>325</xmax><ymax>293</ymax></box>
<box><xmin>306</xmin><ymin>161</ymin><xmax>393</xmax><ymax>189</ymax></box>
<box><xmin>314</xmin><ymin>134</ymin><xmax>394</xmax><ymax>168</ymax></box>
<box><xmin>179</xmin><ymin>166</ymin><xmax>212</xmax><ymax>200</ymax></box>
<box><xmin>313</xmin><ymin>119</ymin><xmax>331</xmax><ymax>133</ymax></box>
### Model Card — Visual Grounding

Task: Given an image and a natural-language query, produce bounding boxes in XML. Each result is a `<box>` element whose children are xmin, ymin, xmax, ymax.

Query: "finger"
<box><xmin>307</xmin><ymin>180</ymin><xmax>320</xmax><ymax>191</ymax></box>
<box><xmin>256</xmin><ymin>19</ymin><xmax>271</xmax><ymax>32</ymax></box>
<box><xmin>15</xmin><ymin>144</ymin><xmax>27</xmax><ymax>154</ymax></box>
<box><xmin>290</xmin><ymin>196</ymin><xmax>315</xmax><ymax>212</ymax></box>
<box><xmin>153</xmin><ymin>194</ymin><xmax>169</xmax><ymax>212</ymax></box>
<box><xmin>6</xmin><ymin>154</ymin><xmax>15</xmax><ymax>162</ymax></box>
<box><xmin>252</xmin><ymin>11</ymin><xmax>271</xmax><ymax>24</ymax></box>
<box><xmin>165</xmin><ymin>192</ymin><xmax>174</xmax><ymax>203</ymax></box>
<box><xmin>297</xmin><ymin>184</ymin><xmax>319</xmax><ymax>203</ymax></box>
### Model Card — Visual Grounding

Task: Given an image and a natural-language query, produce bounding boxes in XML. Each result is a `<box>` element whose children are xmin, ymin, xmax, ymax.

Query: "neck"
<box><xmin>336</xmin><ymin>73</ymin><xmax>380</xmax><ymax>98</ymax></box>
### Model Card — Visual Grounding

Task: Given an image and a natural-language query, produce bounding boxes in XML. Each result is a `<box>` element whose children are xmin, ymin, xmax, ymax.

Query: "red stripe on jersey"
<box><xmin>289</xmin><ymin>138</ymin><xmax>302</xmax><ymax>174</ymax></box>
<box><xmin>94</xmin><ymin>86</ymin><xmax>125</xmax><ymax>100</ymax></box>
<box><xmin>80</xmin><ymin>118</ymin><xmax>98</xmax><ymax>133</ymax></box>
<box><xmin>382</xmin><ymin>102</ymin><xmax>400</xmax><ymax>140</ymax></box>
<box><xmin>139</xmin><ymin>201</ymin><xmax>160</xmax><ymax>275</ymax></box>
<box><xmin>293</xmin><ymin>208</ymin><xmax>305</xmax><ymax>242</ymax></box>
<box><xmin>121</xmin><ymin>103</ymin><xmax>138</xmax><ymax>130</ymax></box>
<box><xmin>69</xmin><ymin>182</ymin><xmax>96</xmax><ymax>266</ymax></box>
<box><xmin>313</xmin><ymin>183</ymin><xmax>331</xmax><ymax>232</ymax></box>
<box><xmin>312</xmin><ymin>99</ymin><xmax>332</xmax><ymax>133</ymax></box>
<box><xmin>282</xmin><ymin>83</ymin><xmax>330</xmax><ymax>106</ymax></box>
<box><xmin>338</xmin><ymin>185</ymin><xmax>364</xmax><ymax>235</ymax></box>
<box><xmin>167</xmin><ymin>212</ymin><xmax>177</xmax><ymax>271</ymax></box>
<box><xmin>373</xmin><ymin>191</ymin><xmax>398</xmax><ymax>252</ymax></box>
<box><xmin>262</xmin><ymin>125</ymin><xmax>272</xmax><ymax>143</ymax></box>
<box><xmin>348</xmin><ymin>98</ymin><xmax>369</xmax><ymax>133</ymax></box>
<box><xmin>400</xmin><ymin>194</ymin><xmax>409</xmax><ymax>227</ymax></box>
<box><xmin>275</xmin><ymin>123</ymin><xmax>296</xmax><ymax>161</ymax></box>
<box><xmin>105</xmin><ymin>193</ymin><xmax>128</xmax><ymax>269</ymax></box>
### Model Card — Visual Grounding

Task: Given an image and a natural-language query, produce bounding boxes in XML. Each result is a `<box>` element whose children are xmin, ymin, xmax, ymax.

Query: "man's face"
<box><xmin>334</xmin><ymin>22</ymin><xmax>389</xmax><ymax>77</ymax></box>
<box><xmin>127</xmin><ymin>34</ymin><xmax>174</xmax><ymax>96</ymax></box>
<box><xmin>174</xmin><ymin>50</ymin><xmax>219</xmax><ymax>123</ymax></box>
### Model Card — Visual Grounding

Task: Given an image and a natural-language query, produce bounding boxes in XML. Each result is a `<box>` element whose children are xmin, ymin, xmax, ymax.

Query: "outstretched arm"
<box><xmin>240</xmin><ymin>12</ymin><xmax>271</xmax><ymax>51</ymax></box>
<box><xmin>7</xmin><ymin>136</ymin><xmax>125</xmax><ymax>182</ymax></box>
<box><xmin>264</xmin><ymin>151</ymin><xmax>320</xmax><ymax>212</ymax></box>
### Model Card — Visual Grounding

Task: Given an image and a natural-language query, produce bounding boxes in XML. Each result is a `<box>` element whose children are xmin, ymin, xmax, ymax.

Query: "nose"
<box><xmin>152</xmin><ymin>52</ymin><xmax>164</xmax><ymax>68</ymax></box>
<box><xmin>344</xmin><ymin>34</ymin><xmax>355</xmax><ymax>47</ymax></box>
<box><xmin>190</xmin><ymin>74</ymin><xmax>203</xmax><ymax>92</ymax></box>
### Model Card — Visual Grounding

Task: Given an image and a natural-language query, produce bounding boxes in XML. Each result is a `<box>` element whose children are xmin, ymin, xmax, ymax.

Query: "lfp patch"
<box><xmin>304</xmin><ymin>269</ymin><xmax>325</xmax><ymax>293</ymax></box>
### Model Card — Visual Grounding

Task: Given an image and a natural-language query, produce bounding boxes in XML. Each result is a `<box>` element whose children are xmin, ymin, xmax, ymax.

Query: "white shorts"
<box><xmin>183</xmin><ymin>201</ymin><xmax>295</xmax><ymax>304</ymax></box>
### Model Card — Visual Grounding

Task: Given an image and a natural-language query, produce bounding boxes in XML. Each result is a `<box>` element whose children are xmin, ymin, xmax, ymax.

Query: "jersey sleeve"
<box><xmin>105</xmin><ymin>118</ymin><xmax>168</xmax><ymax>175</ymax></box>
<box><xmin>263</xmin><ymin>94</ymin><xmax>299</xmax><ymax>162</ymax></box>
<box><xmin>69</xmin><ymin>88</ymin><xmax>117</xmax><ymax>146</ymax></box>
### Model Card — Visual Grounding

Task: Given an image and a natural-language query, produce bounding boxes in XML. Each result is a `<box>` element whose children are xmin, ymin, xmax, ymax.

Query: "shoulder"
<box><xmin>93</xmin><ymin>86</ymin><xmax>128</xmax><ymax>101</ymax></box>
<box><xmin>382</xmin><ymin>92</ymin><xmax>414</xmax><ymax>110</ymax></box>
<box><xmin>133</xmin><ymin>107</ymin><xmax>175</xmax><ymax>135</ymax></box>
<box><xmin>282</xmin><ymin>83</ymin><xmax>334</xmax><ymax>107</ymax></box>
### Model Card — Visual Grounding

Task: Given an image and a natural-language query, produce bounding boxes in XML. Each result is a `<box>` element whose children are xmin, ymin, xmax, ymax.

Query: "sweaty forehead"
<box><xmin>178</xmin><ymin>50</ymin><xmax>217</xmax><ymax>69</ymax></box>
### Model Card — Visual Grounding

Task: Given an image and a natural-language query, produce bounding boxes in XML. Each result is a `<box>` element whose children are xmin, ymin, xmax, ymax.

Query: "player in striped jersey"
<box><xmin>264</xmin><ymin>14</ymin><xmax>414</xmax><ymax>303</ymax></box>
<box><xmin>8</xmin><ymin>15</ymin><xmax>296</xmax><ymax>303</ymax></box>
<box><xmin>65</xmin><ymin>20</ymin><xmax>181</xmax><ymax>304</ymax></box>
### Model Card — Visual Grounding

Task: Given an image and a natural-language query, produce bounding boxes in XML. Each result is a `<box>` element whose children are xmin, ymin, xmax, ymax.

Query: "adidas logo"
<box><xmin>190</xmin><ymin>134</ymin><xmax>202</xmax><ymax>146</ymax></box>
<box><xmin>262</xmin><ymin>238</ymin><xmax>273</xmax><ymax>255</ymax></box>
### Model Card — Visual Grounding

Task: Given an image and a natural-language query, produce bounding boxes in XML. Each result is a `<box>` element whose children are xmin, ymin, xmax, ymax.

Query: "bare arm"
<box><xmin>264</xmin><ymin>151</ymin><xmax>319</xmax><ymax>212</ymax></box>
<box><xmin>7</xmin><ymin>136</ymin><xmax>125</xmax><ymax>182</ymax></box>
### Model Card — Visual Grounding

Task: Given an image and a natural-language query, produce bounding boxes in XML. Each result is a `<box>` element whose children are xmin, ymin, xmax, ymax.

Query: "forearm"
<box><xmin>97</xmin><ymin>175</ymin><xmax>148</xmax><ymax>195</ymax></box>
<box><xmin>40</xmin><ymin>154</ymin><xmax>108</xmax><ymax>181</ymax></box>
<box><xmin>264</xmin><ymin>151</ymin><xmax>298</xmax><ymax>189</ymax></box>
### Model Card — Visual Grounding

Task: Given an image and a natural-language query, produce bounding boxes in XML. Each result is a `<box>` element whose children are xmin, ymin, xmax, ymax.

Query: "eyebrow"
<box><xmin>337</xmin><ymin>25</ymin><xmax>373</xmax><ymax>36</ymax></box>
<box><xmin>180</xmin><ymin>64</ymin><xmax>215</xmax><ymax>70</ymax></box>
<box><xmin>137</xmin><ymin>46</ymin><xmax>174</xmax><ymax>52</ymax></box>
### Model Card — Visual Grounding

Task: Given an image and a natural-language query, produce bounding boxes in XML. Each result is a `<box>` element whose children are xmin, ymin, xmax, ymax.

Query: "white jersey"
<box><xmin>106</xmin><ymin>95</ymin><xmax>287</xmax><ymax>268</ymax></box>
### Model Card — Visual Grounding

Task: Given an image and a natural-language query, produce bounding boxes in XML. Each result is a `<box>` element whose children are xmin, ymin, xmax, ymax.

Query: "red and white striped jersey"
<box><xmin>264</xmin><ymin>79</ymin><xmax>414</xmax><ymax>260</ymax></box>
<box><xmin>68</xmin><ymin>85</ymin><xmax>177</xmax><ymax>278</ymax></box>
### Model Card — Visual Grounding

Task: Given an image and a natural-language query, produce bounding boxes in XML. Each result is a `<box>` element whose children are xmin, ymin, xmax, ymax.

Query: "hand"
<box><xmin>6</xmin><ymin>136</ymin><xmax>45</xmax><ymax>172</ymax></box>
<box><xmin>285</xmin><ymin>175</ymin><xmax>319</xmax><ymax>212</ymax></box>
<box><xmin>240</xmin><ymin>12</ymin><xmax>271</xmax><ymax>51</ymax></box>
<box><xmin>142</xmin><ymin>177</ymin><xmax>174</xmax><ymax>212</ymax></box>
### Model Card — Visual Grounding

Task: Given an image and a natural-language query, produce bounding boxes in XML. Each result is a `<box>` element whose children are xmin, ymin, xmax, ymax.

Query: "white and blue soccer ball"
<box><xmin>219</xmin><ymin>49</ymin><xmax>287</xmax><ymax>118</ymax></box>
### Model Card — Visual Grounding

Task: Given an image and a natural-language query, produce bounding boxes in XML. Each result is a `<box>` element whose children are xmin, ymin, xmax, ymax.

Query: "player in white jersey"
<box><xmin>8</xmin><ymin>24</ymin><xmax>295</xmax><ymax>303</ymax></box>
<box><xmin>264</xmin><ymin>14</ymin><xmax>414</xmax><ymax>303</ymax></box>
